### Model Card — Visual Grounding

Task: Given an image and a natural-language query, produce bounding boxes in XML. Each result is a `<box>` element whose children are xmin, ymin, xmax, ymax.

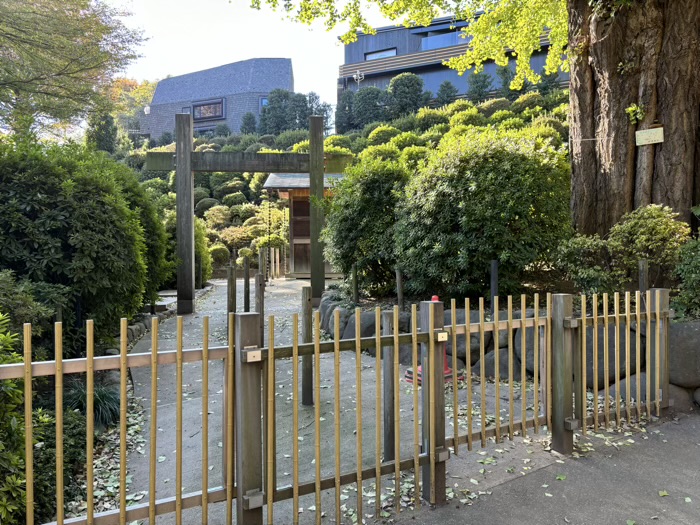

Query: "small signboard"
<box><xmin>636</xmin><ymin>127</ymin><xmax>664</xmax><ymax>146</ymax></box>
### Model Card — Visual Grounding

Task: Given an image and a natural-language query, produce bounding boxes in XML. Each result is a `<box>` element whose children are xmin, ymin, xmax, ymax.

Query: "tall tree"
<box><xmin>240</xmin><ymin>112</ymin><xmax>257</xmax><ymax>134</ymax></box>
<box><xmin>496</xmin><ymin>65</ymin><xmax>529</xmax><ymax>101</ymax></box>
<box><xmin>436</xmin><ymin>80</ymin><xmax>459</xmax><ymax>105</ymax></box>
<box><xmin>335</xmin><ymin>90</ymin><xmax>356</xmax><ymax>133</ymax></box>
<box><xmin>85</xmin><ymin>112</ymin><xmax>118</xmax><ymax>154</ymax></box>
<box><xmin>259</xmin><ymin>89</ymin><xmax>294</xmax><ymax>134</ymax></box>
<box><xmin>307</xmin><ymin>91</ymin><xmax>333</xmax><ymax>132</ymax></box>
<box><xmin>109</xmin><ymin>78</ymin><xmax>157</xmax><ymax>133</ymax></box>
<box><xmin>386</xmin><ymin>73</ymin><xmax>424</xmax><ymax>118</ymax></box>
<box><xmin>466</xmin><ymin>71</ymin><xmax>493</xmax><ymax>103</ymax></box>
<box><xmin>0</xmin><ymin>0</ymin><xmax>142</xmax><ymax>135</ymax></box>
<box><xmin>352</xmin><ymin>87</ymin><xmax>386</xmax><ymax>128</ymax></box>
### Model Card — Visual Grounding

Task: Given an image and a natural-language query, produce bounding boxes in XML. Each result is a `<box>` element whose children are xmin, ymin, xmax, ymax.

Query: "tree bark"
<box><xmin>569</xmin><ymin>0</ymin><xmax>700</xmax><ymax>235</ymax></box>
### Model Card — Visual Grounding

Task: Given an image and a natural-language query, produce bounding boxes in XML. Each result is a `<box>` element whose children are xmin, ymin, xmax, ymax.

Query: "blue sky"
<box><xmin>109</xmin><ymin>0</ymin><xmax>392</xmax><ymax>107</ymax></box>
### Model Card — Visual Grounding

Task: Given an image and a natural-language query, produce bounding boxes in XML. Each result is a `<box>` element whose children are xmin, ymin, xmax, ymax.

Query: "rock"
<box><xmin>320</xmin><ymin>300</ymin><xmax>342</xmax><ymax>333</ymax></box>
<box><xmin>444</xmin><ymin>309</ymin><xmax>492</xmax><ymax>365</ymax></box>
<box><xmin>668</xmin><ymin>384</ymin><xmax>694</xmax><ymax>413</ymax></box>
<box><xmin>514</xmin><ymin>325</ymin><xmax>546</xmax><ymax>375</ymax></box>
<box><xmin>342</xmin><ymin>311</ymin><xmax>377</xmax><ymax>340</ymax></box>
<box><xmin>609</xmin><ymin>373</ymin><xmax>648</xmax><ymax>403</ymax></box>
<box><xmin>473</xmin><ymin>347</ymin><xmax>519</xmax><ymax>380</ymax></box>
<box><xmin>328</xmin><ymin>307</ymin><xmax>352</xmax><ymax>337</ymax></box>
<box><xmin>694</xmin><ymin>387</ymin><xmax>700</xmax><ymax>406</ymax></box>
<box><xmin>582</xmin><ymin>325</ymin><xmax>645</xmax><ymax>387</ymax></box>
<box><xmin>669</xmin><ymin>320</ymin><xmax>700</xmax><ymax>388</ymax></box>
<box><xmin>127</xmin><ymin>326</ymin><xmax>136</xmax><ymax>342</ymax></box>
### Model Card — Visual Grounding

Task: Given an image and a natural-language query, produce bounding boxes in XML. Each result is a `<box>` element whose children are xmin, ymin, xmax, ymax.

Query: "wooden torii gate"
<box><xmin>146</xmin><ymin>114</ymin><xmax>327</xmax><ymax>314</ymax></box>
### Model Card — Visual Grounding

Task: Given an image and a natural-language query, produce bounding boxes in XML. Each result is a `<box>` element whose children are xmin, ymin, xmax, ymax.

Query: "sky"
<box><xmin>109</xmin><ymin>0</ymin><xmax>392</xmax><ymax>108</ymax></box>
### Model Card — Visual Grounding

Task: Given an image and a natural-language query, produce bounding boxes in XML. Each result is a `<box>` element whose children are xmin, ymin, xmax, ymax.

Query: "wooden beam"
<box><xmin>175</xmin><ymin>114</ymin><xmax>195</xmax><ymax>314</ymax></box>
<box><xmin>146</xmin><ymin>151</ymin><xmax>310</xmax><ymax>173</ymax></box>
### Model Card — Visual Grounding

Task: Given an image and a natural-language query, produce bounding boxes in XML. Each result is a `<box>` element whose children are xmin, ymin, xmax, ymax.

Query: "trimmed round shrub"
<box><xmin>520</xmin><ymin>124</ymin><xmax>564</xmax><ymax>148</ymax></box>
<box><xmin>141</xmin><ymin>178</ymin><xmax>169</xmax><ymax>195</ymax></box>
<box><xmin>416</xmin><ymin>107</ymin><xmax>449</xmax><ymax>132</ymax></box>
<box><xmin>222</xmin><ymin>191</ymin><xmax>248</xmax><ymax>206</ymax></box>
<box><xmin>195</xmin><ymin>198</ymin><xmax>220</xmax><ymax>218</ymax></box>
<box><xmin>213</xmin><ymin>179</ymin><xmax>245</xmax><ymax>201</ymax></box>
<box><xmin>420</xmin><ymin>129</ymin><xmax>445</xmax><ymax>147</ymax></box>
<box><xmin>243</xmin><ymin>216</ymin><xmax>263</xmax><ymax>227</ymax></box>
<box><xmin>490</xmin><ymin>110</ymin><xmax>516</xmax><ymax>123</ymax></box>
<box><xmin>230</xmin><ymin>203</ymin><xmax>257</xmax><ymax>222</ymax></box>
<box><xmin>531</xmin><ymin>115</ymin><xmax>569</xmax><ymax>141</ymax></box>
<box><xmin>209</xmin><ymin>243</ymin><xmax>231</xmax><ymax>267</ymax></box>
<box><xmin>194</xmin><ymin>172</ymin><xmax>210</xmax><ymax>189</ymax></box>
<box><xmin>349</xmin><ymin>136</ymin><xmax>368</xmax><ymax>153</ymax></box>
<box><xmin>552</xmin><ymin>103</ymin><xmax>569</xmax><ymax>121</ymax></box>
<box><xmin>521</xmin><ymin>105</ymin><xmax>545</xmax><ymax>122</ymax></box>
<box><xmin>394</xmin><ymin>128</ymin><xmax>570</xmax><ymax>297</ymax></box>
<box><xmin>499</xmin><ymin>117</ymin><xmax>525</xmax><ymax>130</ymax></box>
<box><xmin>400</xmin><ymin>145</ymin><xmax>429</xmax><ymax>171</ymax></box>
<box><xmin>511</xmin><ymin>91</ymin><xmax>545</xmax><ymax>113</ymax></box>
<box><xmin>389</xmin><ymin>131</ymin><xmax>424</xmax><ymax>150</ymax></box>
<box><xmin>220</xmin><ymin>225</ymin><xmax>255</xmax><ymax>250</ymax></box>
<box><xmin>542</xmin><ymin>89</ymin><xmax>569</xmax><ymax>111</ymax></box>
<box><xmin>238</xmin><ymin>134</ymin><xmax>261</xmax><ymax>150</ymax></box>
<box><xmin>477</xmin><ymin>98</ymin><xmax>511</xmax><ymax>117</ymax></box>
<box><xmin>358</xmin><ymin>144</ymin><xmax>401</xmax><ymax>162</ymax></box>
<box><xmin>367</xmin><ymin>125</ymin><xmax>401</xmax><ymax>146</ymax></box>
<box><xmin>204</xmin><ymin>205</ymin><xmax>232</xmax><ymax>229</ymax></box>
<box><xmin>194</xmin><ymin>186</ymin><xmax>210</xmax><ymax>204</ymax></box>
<box><xmin>361</xmin><ymin>121</ymin><xmax>384</xmax><ymax>138</ymax></box>
<box><xmin>449</xmin><ymin>108</ymin><xmax>488</xmax><ymax>128</ymax></box>
<box><xmin>210</xmin><ymin>172</ymin><xmax>239</xmax><ymax>189</ymax></box>
<box><xmin>443</xmin><ymin>99</ymin><xmax>475</xmax><ymax>116</ymax></box>
<box><xmin>325</xmin><ymin>145</ymin><xmax>354</xmax><ymax>156</ymax></box>
<box><xmin>258</xmin><ymin>134</ymin><xmax>276</xmax><ymax>146</ymax></box>
<box><xmin>390</xmin><ymin>115</ymin><xmax>418</xmax><ymax>132</ymax></box>
<box><xmin>292</xmin><ymin>140</ymin><xmax>309</xmax><ymax>153</ymax></box>
<box><xmin>245</xmin><ymin>142</ymin><xmax>266</xmax><ymax>153</ymax></box>
<box><xmin>324</xmin><ymin>135</ymin><xmax>352</xmax><ymax>150</ymax></box>
<box><xmin>275</xmin><ymin>129</ymin><xmax>309</xmax><ymax>151</ymax></box>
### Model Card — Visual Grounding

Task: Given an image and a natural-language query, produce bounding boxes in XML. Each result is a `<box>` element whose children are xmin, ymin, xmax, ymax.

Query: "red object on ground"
<box><xmin>431</xmin><ymin>295</ymin><xmax>440</xmax><ymax>302</ymax></box>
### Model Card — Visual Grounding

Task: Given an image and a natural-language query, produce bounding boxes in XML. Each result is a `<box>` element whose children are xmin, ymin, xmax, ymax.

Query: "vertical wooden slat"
<box><xmin>334</xmin><ymin>310</ymin><xmax>342</xmax><ymax>524</ymax></box>
<box><xmin>520</xmin><ymin>295</ymin><xmax>527</xmax><ymax>437</ymax></box>
<box><xmin>625</xmin><ymin>292</ymin><xmax>632</xmax><ymax>423</ymax></box>
<box><xmin>655</xmin><ymin>290</ymin><xmax>661</xmax><ymax>416</ymax></box>
<box><xmin>428</xmin><ymin>303</ymin><xmax>437</xmax><ymax>504</ymax></box>
<box><xmin>56</xmin><ymin>322</ymin><xmax>65</xmax><ymax>525</ymax></box>
<box><xmin>393</xmin><ymin>306</ymin><xmax>401</xmax><ymax>510</ymax></box>
<box><xmin>451</xmin><ymin>299</ymin><xmax>459</xmax><ymax>455</ymax></box>
<box><xmin>614</xmin><ymin>292</ymin><xmax>621</xmax><ymax>426</ymax></box>
<box><xmin>354</xmin><ymin>308</ymin><xmax>364</xmax><ymax>519</ymax></box>
<box><xmin>645</xmin><ymin>290</ymin><xmax>652</xmax><ymax>419</ymax></box>
<box><xmin>507</xmin><ymin>297</ymin><xmax>514</xmax><ymax>440</ymax></box>
<box><xmin>293</xmin><ymin>314</ymin><xmax>300</xmax><ymax>525</ymax></box>
<box><xmin>202</xmin><ymin>317</ymin><xmax>210</xmax><ymax>525</ymax></box>
<box><xmin>313</xmin><ymin>312</ymin><xmax>322</xmax><ymax>525</ymax></box>
<box><xmin>119</xmin><ymin>319</ymin><xmax>128</xmax><ymax>525</ymax></box>
<box><xmin>546</xmin><ymin>293</ymin><xmax>553</xmax><ymax>430</ymax></box>
<box><xmin>580</xmin><ymin>297</ymin><xmax>586</xmax><ymax>436</ymax></box>
<box><xmin>493</xmin><ymin>297</ymin><xmax>501</xmax><ymax>442</ymax></box>
<box><xmin>374</xmin><ymin>307</ymin><xmax>382</xmax><ymax>517</ymax></box>
<box><xmin>635</xmin><ymin>291</ymin><xmax>642</xmax><ymax>421</ymax></box>
<box><xmin>24</xmin><ymin>324</ymin><xmax>34</xmax><ymax>525</ymax></box>
<box><xmin>176</xmin><ymin>317</ymin><xmax>184</xmax><ymax>525</ymax></box>
<box><xmin>149</xmin><ymin>318</ymin><xmax>159</xmax><ymax>522</ymax></box>
<box><xmin>592</xmin><ymin>295</ymin><xmax>599</xmax><ymax>431</ymax></box>
<box><xmin>225</xmin><ymin>313</ymin><xmax>235</xmax><ymax>525</ymax></box>
<box><xmin>86</xmin><ymin>321</ymin><xmax>95</xmax><ymax>524</ymax></box>
<box><xmin>411</xmin><ymin>304</ymin><xmax>420</xmax><ymax>508</ymax></box>
<box><xmin>478</xmin><ymin>298</ymin><xmax>487</xmax><ymax>447</ymax></box>
<box><xmin>266</xmin><ymin>316</ymin><xmax>275</xmax><ymax>525</ymax></box>
<box><xmin>533</xmin><ymin>294</ymin><xmax>539</xmax><ymax>435</ymax></box>
<box><xmin>603</xmin><ymin>293</ymin><xmax>610</xmax><ymax>428</ymax></box>
<box><xmin>465</xmin><ymin>299</ymin><xmax>473</xmax><ymax>451</ymax></box>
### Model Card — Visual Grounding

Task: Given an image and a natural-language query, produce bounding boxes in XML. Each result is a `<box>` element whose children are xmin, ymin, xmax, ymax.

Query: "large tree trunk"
<box><xmin>569</xmin><ymin>0</ymin><xmax>700</xmax><ymax>235</ymax></box>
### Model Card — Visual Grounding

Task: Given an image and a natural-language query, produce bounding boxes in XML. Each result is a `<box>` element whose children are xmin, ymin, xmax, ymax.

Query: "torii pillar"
<box><xmin>176</xmin><ymin>113</ymin><xmax>195</xmax><ymax>314</ymax></box>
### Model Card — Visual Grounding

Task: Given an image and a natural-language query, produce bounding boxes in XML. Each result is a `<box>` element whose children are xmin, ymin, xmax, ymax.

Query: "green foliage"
<box><xmin>205</xmin><ymin>205</ymin><xmax>232</xmax><ymax>230</ymax></box>
<box><xmin>395</xmin><ymin>128</ymin><xmax>571</xmax><ymax>297</ymax></box>
<box><xmin>498</xmin><ymin>117</ymin><xmax>526</xmax><ymax>130</ymax></box>
<box><xmin>291</xmin><ymin>140</ymin><xmax>309</xmax><ymax>153</ymax></box>
<box><xmin>65</xmin><ymin>380</ymin><xmax>121</xmax><ymax>428</ymax></box>
<box><xmin>335</xmin><ymin>90</ymin><xmax>355</xmax><ymax>134</ymax></box>
<box><xmin>85</xmin><ymin>113</ymin><xmax>117</xmax><ymax>154</ymax></box>
<box><xmin>511</xmin><ymin>91</ymin><xmax>545</xmax><ymax>113</ymax></box>
<box><xmin>323</xmin><ymin>158</ymin><xmax>408</xmax><ymax>295</ymax></box>
<box><xmin>674</xmin><ymin>238</ymin><xmax>700</xmax><ymax>319</ymax></box>
<box><xmin>209</xmin><ymin>172</ymin><xmax>238</xmax><ymax>190</ymax></box>
<box><xmin>386</xmin><ymin>73</ymin><xmax>425</xmax><ymax>118</ymax></box>
<box><xmin>415</xmin><ymin>107</ymin><xmax>449</xmax><ymax>131</ymax></box>
<box><xmin>542</xmin><ymin>89</ymin><xmax>569</xmax><ymax>111</ymax></box>
<box><xmin>194</xmin><ymin>218</ymin><xmax>213</xmax><ymax>286</ymax></box>
<box><xmin>258</xmin><ymin>134</ymin><xmax>276</xmax><ymax>147</ymax></box>
<box><xmin>209</xmin><ymin>243</ymin><xmax>231</xmax><ymax>267</ymax></box>
<box><xmin>496</xmin><ymin>65</ymin><xmax>529</xmax><ymax>101</ymax></box>
<box><xmin>244</xmin><ymin>142</ymin><xmax>266</xmax><ymax>153</ymax></box>
<box><xmin>194</xmin><ymin>186</ymin><xmax>211</xmax><ymax>204</ymax></box>
<box><xmin>552</xmin><ymin>102</ymin><xmax>569</xmax><ymax>121</ymax></box>
<box><xmin>399</xmin><ymin>145</ymin><xmax>429</xmax><ymax>172</ymax></box>
<box><xmin>220</xmin><ymin>226</ymin><xmax>255</xmax><ymax>251</ymax></box>
<box><xmin>215</xmin><ymin>123</ymin><xmax>232</xmax><ymax>136</ymax></box>
<box><xmin>367</xmin><ymin>125</ymin><xmax>401</xmax><ymax>146</ymax></box>
<box><xmin>213</xmin><ymin>179</ymin><xmax>245</xmax><ymax>201</ymax></box>
<box><xmin>490</xmin><ymin>109</ymin><xmax>516</xmax><ymax>123</ymax></box>
<box><xmin>231</xmin><ymin>203</ymin><xmax>258</xmax><ymax>222</ymax></box>
<box><xmin>625</xmin><ymin>103</ymin><xmax>645</xmax><ymax>124</ymax></box>
<box><xmin>535</xmin><ymin>69</ymin><xmax>562</xmax><ymax>96</ymax></box>
<box><xmin>254</xmin><ymin>234</ymin><xmax>286</xmax><ymax>250</ymax></box>
<box><xmin>521</xmin><ymin>105</ymin><xmax>545</xmax><ymax>122</ymax></box>
<box><xmin>478</xmin><ymin>98</ymin><xmax>512</xmax><ymax>117</ymax></box>
<box><xmin>158</xmin><ymin>131</ymin><xmax>174</xmax><ymax>147</ymax></box>
<box><xmin>556</xmin><ymin>234</ymin><xmax>624</xmax><ymax>295</ymax></box>
<box><xmin>222</xmin><ymin>192</ymin><xmax>248</xmax><ymax>207</ymax></box>
<box><xmin>389</xmin><ymin>132</ymin><xmax>424</xmax><ymax>150</ymax></box>
<box><xmin>442</xmin><ymin>99</ymin><xmax>474</xmax><ymax>116</ymax></box>
<box><xmin>449</xmin><ymin>108</ymin><xmax>488</xmax><ymax>127</ymax></box>
<box><xmin>194</xmin><ymin>198</ymin><xmax>220</xmax><ymax>218</ymax></box>
<box><xmin>248</xmin><ymin>173</ymin><xmax>268</xmax><ymax>202</ymax></box>
<box><xmin>358</xmin><ymin>144</ymin><xmax>400</xmax><ymax>162</ymax></box>
<box><xmin>531</xmin><ymin>115</ymin><xmax>569</xmax><ymax>141</ymax></box>
<box><xmin>325</xmin><ymin>135</ymin><xmax>352</xmax><ymax>150</ymax></box>
<box><xmin>275</xmin><ymin>129</ymin><xmax>309</xmax><ymax>151</ymax></box>
<box><xmin>466</xmin><ymin>71</ymin><xmax>494</xmax><ymax>103</ymax></box>
<box><xmin>436</xmin><ymin>80</ymin><xmax>459</xmax><ymax>105</ymax></box>
<box><xmin>353</xmin><ymin>88</ymin><xmax>387</xmax><ymax>129</ymax></box>
<box><xmin>389</xmin><ymin>114</ymin><xmax>418</xmax><ymax>132</ymax></box>
<box><xmin>361</xmin><ymin>121</ymin><xmax>384</xmax><ymax>138</ymax></box>
<box><xmin>521</xmin><ymin>123</ymin><xmax>563</xmax><ymax>148</ymax></box>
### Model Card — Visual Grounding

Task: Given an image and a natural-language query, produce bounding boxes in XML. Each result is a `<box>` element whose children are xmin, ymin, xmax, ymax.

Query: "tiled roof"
<box><xmin>263</xmin><ymin>173</ymin><xmax>344</xmax><ymax>190</ymax></box>
<box><xmin>150</xmin><ymin>58</ymin><xmax>293</xmax><ymax>105</ymax></box>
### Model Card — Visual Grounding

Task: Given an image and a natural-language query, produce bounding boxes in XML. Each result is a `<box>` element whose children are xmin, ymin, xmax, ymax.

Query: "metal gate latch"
<box><xmin>242</xmin><ymin>345</ymin><xmax>261</xmax><ymax>363</ymax></box>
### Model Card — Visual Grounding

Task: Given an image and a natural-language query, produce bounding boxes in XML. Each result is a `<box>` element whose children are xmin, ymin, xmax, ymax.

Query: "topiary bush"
<box><xmin>477</xmin><ymin>98</ymin><xmax>511</xmax><ymax>117</ymax></box>
<box><xmin>194</xmin><ymin>172</ymin><xmax>211</xmax><ymax>189</ymax></box>
<box><xmin>220</xmin><ymin>226</ymin><xmax>255</xmax><ymax>251</ymax></box>
<box><xmin>361</xmin><ymin>121</ymin><xmax>384</xmax><ymax>138</ymax></box>
<box><xmin>194</xmin><ymin>186</ymin><xmax>210</xmax><ymax>204</ymax></box>
<box><xmin>556</xmin><ymin>234</ymin><xmax>625</xmax><ymax>295</ymax></box>
<box><xmin>209</xmin><ymin>243</ymin><xmax>231</xmax><ymax>267</ymax></box>
<box><xmin>389</xmin><ymin>114</ymin><xmax>418</xmax><ymax>132</ymax></box>
<box><xmin>490</xmin><ymin>110</ymin><xmax>516</xmax><ymax>123</ymax></box>
<box><xmin>442</xmin><ymin>99</ymin><xmax>475</xmax><ymax>116</ymax></box>
<box><xmin>222</xmin><ymin>192</ymin><xmax>248</xmax><ymax>207</ymax></box>
<box><xmin>275</xmin><ymin>129</ymin><xmax>309</xmax><ymax>151</ymax></box>
<box><xmin>213</xmin><ymin>179</ymin><xmax>245</xmax><ymax>201</ymax></box>
<box><xmin>291</xmin><ymin>140</ymin><xmax>309</xmax><ymax>153</ymax></box>
<box><xmin>204</xmin><ymin>205</ymin><xmax>232</xmax><ymax>230</ymax></box>
<box><xmin>499</xmin><ymin>117</ymin><xmax>526</xmax><ymax>130</ymax></box>
<box><xmin>367</xmin><ymin>125</ymin><xmax>401</xmax><ymax>146</ymax></box>
<box><xmin>674</xmin><ymin>238</ymin><xmax>700</xmax><ymax>319</ymax></box>
<box><xmin>519</xmin><ymin>124</ymin><xmax>564</xmax><ymax>148</ymax></box>
<box><xmin>511</xmin><ymin>91</ymin><xmax>545</xmax><ymax>113</ymax></box>
<box><xmin>209</xmin><ymin>172</ymin><xmax>239</xmax><ymax>189</ymax></box>
<box><xmin>389</xmin><ymin>131</ymin><xmax>424</xmax><ymax>150</ymax></box>
<box><xmin>531</xmin><ymin>116</ymin><xmax>569</xmax><ymax>141</ymax></box>
<box><xmin>552</xmin><ymin>103</ymin><xmax>569</xmax><ymax>121</ymax></box>
<box><xmin>258</xmin><ymin>134</ymin><xmax>276</xmax><ymax>147</ymax></box>
<box><xmin>194</xmin><ymin>198</ymin><xmax>220</xmax><ymax>218</ymax></box>
<box><xmin>324</xmin><ymin>135</ymin><xmax>352</xmax><ymax>150</ymax></box>
<box><xmin>395</xmin><ymin>128</ymin><xmax>570</xmax><ymax>297</ymax></box>
<box><xmin>358</xmin><ymin>144</ymin><xmax>401</xmax><ymax>162</ymax></box>
<box><xmin>449</xmin><ymin>108</ymin><xmax>488</xmax><ymax>127</ymax></box>
<box><xmin>399</xmin><ymin>145</ymin><xmax>429</xmax><ymax>172</ymax></box>
<box><xmin>244</xmin><ymin>142</ymin><xmax>266</xmax><ymax>153</ymax></box>
<box><xmin>415</xmin><ymin>107</ymin><xmax>449</xmax><ymax>132</ymax></box>
<box><xmin>521</xmin><ymin>105</ymin><xmax>545</xmax><ymax>122</ymax></box>
<box><xmin>230</xmin><ymin>203</ymin><xmax>257</xmax><ymax>223</ymax></box>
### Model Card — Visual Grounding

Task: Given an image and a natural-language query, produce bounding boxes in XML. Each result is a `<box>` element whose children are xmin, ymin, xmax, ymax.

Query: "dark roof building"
<box><xmin>337</xmin><ymin>16</ymin><xmax>565</xmax><ymax>102</ymax></box>
<box><xmin>141</xmin><ymin>58</ymin><xmax>294</xmax><ymax>140</ymax></box>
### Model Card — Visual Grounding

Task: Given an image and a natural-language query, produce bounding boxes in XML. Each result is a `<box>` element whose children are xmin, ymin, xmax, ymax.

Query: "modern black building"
<box><xmin>337</xmin><ymin>16</ymin><xmax>561</xmax><ymax>102</ymax></box>
<box><xmin>141</xmin><ymin>58</ymin><xmax>294</xmax><ymax>141</ymax></box>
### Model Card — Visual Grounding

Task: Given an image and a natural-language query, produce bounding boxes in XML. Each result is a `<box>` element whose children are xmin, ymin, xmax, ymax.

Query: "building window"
<box><xmin>194</xmin><ymin>126</ymin><xmax>216</xmax><ymax>137</ymax></box>
<box><xmin>259</xmin><ymin>97</ymin><xmax>269</xmax><ymax>112</ymax></box>
<box><xmin>182</xmin><ymin>106</ymin><xmax>191</xmax><ymax>114</ymax></box>
<box><xmin>192</xmin><ymin>99</ymin><xmax>224</xmax><ymax>121</ymax></box>
<box><xmin>365</xmin><ymin>48</ymin><xmax>397</xmax><ymax>61</ymax></box>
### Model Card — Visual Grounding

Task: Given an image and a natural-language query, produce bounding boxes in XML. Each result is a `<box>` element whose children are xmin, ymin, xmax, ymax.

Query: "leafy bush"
<box><xmin>209</xmin><ymin>172</ymin><xmax>239</xmax><ymax>189</ymax></box>
<box><xmin>511</xmin><ymin>91</ymin><xmax>545</xmax><ymax>113</ymax></box>
<box><xmin>477</xmin><ymin>98</ymin><xmax>511</xmax><ymax>117</ymax></box>
<box><xmin>275</xmin><ymin>129</ymin><xmax>309</xmax><ymax>151</ymax></box>
<box><xmin>399</xmin><ymin>146</ymin><xmax>429</xmax><ymax>172</ymax></box>
<box><xmin>361</xmin><ymin>121</ymin><xmax>384</xmax><ymax>138</ymax></box>
<box><xmin>552</xmin><ymin>103</ymin><xmax>569</xmax><ymax>121</ymax></box>
<box><xmin>449</xmin><ymin>108</ymin><xmax>488</xmax><ymax>127</ymax></box>
<box><xmin>222</xmin><ymin>192</ymin><xmax>248</xmax><ymax>206</ymax></box>
<box><xmin>65</xmin><ymin>380</ymin><xmax>121</xmax><ymax>429</ymax></box>
<box><xmin>220</xmin><ymin>226</ymin><xmax>255</xmax><ymax>251</ymax></box>
<box><xmin>395</xmin><ymin>128</ymin><xmax>570</xmax><ymax>297</ymax></box>
<box><xmin>0</xmin><ymin>271</ymin><xmax>63</xmax><ymax>342</ymax></box>
<box><xmin>258</xmin><ymin>134</ymin><xmax>276</xmax><ymax>147</ymax></box>
<box><xmin>675</xmin><ymin>238</ymin><xmax>700</xmax><ymax>319</ymax></box>
<box><xmin>244</xmin><ymin>142</ymin><xmax>266</xmax><ymax>153</ymax></box>
<box><xmin>194</xmin><ymin>198</ymin><xmax>220</xmax><ymax>218</ymax></box>
<box><xmin>443</xmin><ymin>99</ymin><xmax>475</xmax><ymax>116</ymax></box>
<box><xmin>291</xmin><ymin>140</ymin><xmax>309</xmax><ymax>153</ymax></box>
<box><xmin>556</xmin><ymin>234</ymin><xmax>625</xmax><ymax>295</ymax></box>
<box><xmin>542</xmin><ymin>89</ymin><xmax>569</xmax><ymax>111</ymax></box>
<box><xmin>213</xmin><ymin>179</ymin><xmax>245</xmax><ymax>201</ymax></box>
<box><xmin>142</xmin><ymin>178</ymin><xmax>169</xmax><ymax>195</ymax></box>
<box><xmin>324</xmin><ymin>135</ymin><xmax>352</xmax><ymax>150</ymax></box>
<box><xmin>519</xmin><ymin>124</ymin><xmax>563</xmax><ymax>148</ymax></box>
<box><xmin>194</xmin><ymin>218</ymin><xmax>213</xmax><ymax>285</ymax></box>
<box><xmin>490</xmin><ymin>110</ymin><xmax>516</xmax><ymax>123</ymax></box>
<box><xmin>367</xmin><ymin>125</ymin><xmax>401</xmax><ymax>146</ymax></box>
<box><xmin>358</xmin><ymin>144</ymin><xmax>401</xmax><ymax>162</ymax></box>
<box><xmin>194</xmin><ymin>172</ymin><xmax>211</xmax><ymax>189</ymax></box>
<box><xmin>204</xmin><ymin>205</ymin><xmax>232</xmax><ymax>230</ymax></box>
<box><xmin>420</xmin><ymin>127</ymin><xmax>447</xmax><ymax>147</ymax></box>
<box><xmin>521</xmin><ymin>105</ymin><xmax>545</xmax><ymax>122</ymax></box>
<box><xmin>415</xmin><ymin>107</ymin><xmax>449</xmax><ymax>131</ymax></box>
<box><xmin>498</xmin><ymin>117</ymin><xmax>525</xmax><ymax>130</ymax></box>
<box><xmin>323</xmin><ymin>158</ymin><xmax>408</xmax><ymax>295</ymax></box>
<box><xmin>214</xmin><ymin>123</ymin><xmax>232</xmax><ymax>136</ymax></box>
<box><xmin>531</xmin><ymin>115</ymin><xmax>569</xmax><ymax>141</ymax></box>
<box><xmin>389</xmin><ymin>132</ymin><xmax>424</xmax><ymax>150</ymax></box>
<box><xmin>194</xmin><ymin>186</ymin><xmax>210</xmax><ymax>204</ymax></box>
<box><xmin>389</xmin><ymin>115</ymin><xmax>418</xmax><ymax>132</ymax></box>
<box><xmin>209</xmin><ymin>243</ymin><xmax>231</xmax><ymax>267</ymax></box>
<box><xmin>231</xmin><ymin>203</ymin><xmax>258</xmax><ymax>222</ymax></box>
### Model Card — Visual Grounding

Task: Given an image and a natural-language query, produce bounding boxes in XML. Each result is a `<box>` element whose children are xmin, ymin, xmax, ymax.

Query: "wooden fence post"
<box><xmin>244</xmin><ymin>257</ymin><xmax>250</xmax><ymax>312</ymax></box>
<box><xmin>551</xmin><ymin>294</ymin><xmax>574</xmax><ymax>455</ymax></box>
<box><xmin>301</xmin><ymin>286</ymin><xmax>314</xmax><ymax>406</ymax></box>
<box><xmin>234</xmin><ymin>313</ymin><xmax>264</xmax><ymax>525</ymax></box>
<box><xmin>382</xmin><ymin>311</ymin><xmax>395</xmax><ymax>461</ymax></box>
<box><xmin>650</xmin><ymin>288</ymin><xmax>670</xmax><ymax>410</ymax></box>
<box><xmin>420</xmin><ymin>299</ymin><xmax>447</xmax><ymax>505</ymax></box>
<box><xmin>256</xmin><ymin>274</ymin><xmax>265</xmax><ymax>345</ymax></box>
